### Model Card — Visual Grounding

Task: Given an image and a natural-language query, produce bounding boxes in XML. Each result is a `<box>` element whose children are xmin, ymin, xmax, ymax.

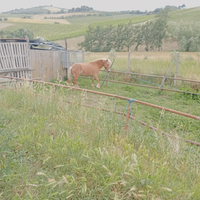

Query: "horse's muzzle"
<box><xmin>108</xmin><ymin>69</ymin><xmax>111</xmax><ymax>72</ymax></box>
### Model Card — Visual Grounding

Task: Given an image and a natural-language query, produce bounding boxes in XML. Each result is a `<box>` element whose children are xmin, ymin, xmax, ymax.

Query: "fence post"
<box><xmin>174</xmin><ymin>52</ymin><xmax>179</xmax><ymax>87</ymax></box>
<box><xmin>126</xmin><ymin>50</ymin><xmax>131</xmax><ymax>71</ymax></box>
<box><xmin>125</xmin><ymin>101</ymin><xmax>131</xmax><ymax>131</ymax></box>
<box><xmin>82</xmin><ymin>50</ymin><xmax>85</xmax><ymax>63</ymax></box>
<box><xmin>65</xmin><ymin>37</ymin><xmax>68</xmax><ymax>51</ymax></box>
<box><xmin>65</xmin><ymin>37</ymin><xmax>68</xmax><ymax>76</ymax></box>
<box><xmin>159</xmin><ymin>60</ymin><xmax>176</xmax><ymax>92</ymax></box>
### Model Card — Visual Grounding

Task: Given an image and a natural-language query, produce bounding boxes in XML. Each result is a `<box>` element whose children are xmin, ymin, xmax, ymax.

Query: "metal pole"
<box><xmin>174</xmin><ymin>52</ymin><xmax>179</xmax><ymax>87</ymax></box>
<box><xmin>159</xmin><ymin>60</ymin><xmax>175</xmax><ymax>92</ymax></box>
<box><xmin>1</xmin><ymin>84</ymin><xmax>200</xmax><ymax>147</ymax></box>
<box><xmin>1</xmin><ymin>75</ymin><xmax>200</xmax><ymax>121</ymax></box>
<box><xmin>126</xmin><ymin>50</ymin><xmax>131</xmax><ymax>71</ymax></box>
<box><xmin>99</xmin><ymin>70</ymin><xmax>200</xmax><ymax>83</ymax></box>
<box><xmin>125</xmin><ymin>101</ymin><xmax>131</xmax><ymax>131</ymax></box>
<box><xmin>79</xmin><ymin>76</ymin><xmax>200</xmax><ymax>96</ymax></box>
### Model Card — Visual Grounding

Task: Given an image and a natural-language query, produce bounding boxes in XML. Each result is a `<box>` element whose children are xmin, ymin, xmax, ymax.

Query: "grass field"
<box><xmin>0</xmin><ymin>77</ymin><xmax>200</xmax><ymax>199</ymax></box>
<box><xmin>0</xmin><ymin>13</ymin><xmax>154</xmax><ymax>41</ymax></box>
<box><xmin>169</xmin><ymin>6</ymin><xmax>200</xmax><ymax>23</ymax></box>
<box><xmin>1</xmin><ymin>6</ymin><xmax>200</xmax><ymax>41</ymax></box>
<box><xmin>85</xmin><ymin>52</ymin><xmax>200</xmax><ymax>80</ymax></box>
<box><xmin>66</xmin><ymin>14</ymin><xmax>143</xmax><ymax>24</ymax></box>
<box><xmin>3</xmin><ymin>22</ymin><xmax>88</xmax><ymax>40</ymax></box>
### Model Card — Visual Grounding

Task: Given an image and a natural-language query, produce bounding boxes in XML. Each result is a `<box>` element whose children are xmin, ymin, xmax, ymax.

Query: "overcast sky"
<box><xmin>0</xmin><ymin>0</ymin><xmax>199</xmax><ymax>13</ymax></box>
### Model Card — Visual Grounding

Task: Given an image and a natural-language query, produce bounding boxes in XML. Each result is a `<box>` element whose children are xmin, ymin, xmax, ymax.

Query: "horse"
<box><xmin>67</xmin><ymin>58</ymin><xmax>111</xmax><ymax>89</ymax></box>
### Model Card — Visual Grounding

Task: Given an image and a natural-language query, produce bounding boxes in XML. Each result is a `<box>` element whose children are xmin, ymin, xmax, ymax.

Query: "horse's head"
<box><xmin>102</xmin><ymin>58</ymin><xmax>111</xmax><ymax>72</ymax></box>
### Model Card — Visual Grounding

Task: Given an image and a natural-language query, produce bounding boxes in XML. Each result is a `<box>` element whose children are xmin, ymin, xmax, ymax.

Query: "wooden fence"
<box><xmin>0</xmin><ymin>41</ymin><xmax>32</xmax><ymax>79</ymax></box>
<box><xmin>30</xmin><ymin>50</ymin><xmax>66</xmax><ymax>81</ymax></box>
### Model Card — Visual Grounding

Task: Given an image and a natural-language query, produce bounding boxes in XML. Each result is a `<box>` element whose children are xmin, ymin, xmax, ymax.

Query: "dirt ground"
<box><xmin>0</xmin><ymin>22</ymin><xmax>14</xmax><ymax>30</ymax></box>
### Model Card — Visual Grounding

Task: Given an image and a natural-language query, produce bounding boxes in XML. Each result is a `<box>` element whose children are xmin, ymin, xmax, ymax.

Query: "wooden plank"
<box><xmin>10</xmin><ymin>43</ymin><xmax>17</xmax><ymax>69</ymax></box>
<box><xmin>2</xmin><ymin>44</ymin><xmax>9</xmax><ymax>69</ymax></box>
<box><xmin>0</xmin><ymin>44</ymin><xmax>7</xmax><ymax>70</ymax></box>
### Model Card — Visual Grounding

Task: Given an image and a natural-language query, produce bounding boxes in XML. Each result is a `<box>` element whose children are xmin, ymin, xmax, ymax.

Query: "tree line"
<box><xmin>79</xmin><ymin>10</ymin><xmax>169</xmax><ymax>52</ymax></box>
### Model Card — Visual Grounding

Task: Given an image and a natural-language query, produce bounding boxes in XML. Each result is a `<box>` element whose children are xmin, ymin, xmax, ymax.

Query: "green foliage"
<box><xmin>68</xmin><ymin>5</ymin><xmax>93</xmax><ymax>13</ymax></box>
<box><xmin>2</xmin><ymin>28</ymin><xmax>34</xmax><ymax>39</ymax></box>
<box><xmin>80</xmin><ymin>12</ymin><xmax>168</xmax><ymax>52</ymax></box>
<box><xmin>152</xmin><ymin>9</ymin><xmax>169</xmax><ymax>50</ymax></box>
<box><xmin>171</xmin><ymin>22</ymin><xmax>200</xmax><ymax>52</ymax></box>
<box><xmin>179</xmin><ymin>86</ymin><xmax>200</xmax><ymax>101</ymax></box>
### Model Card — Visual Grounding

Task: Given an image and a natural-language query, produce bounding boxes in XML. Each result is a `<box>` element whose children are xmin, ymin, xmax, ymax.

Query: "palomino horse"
<box><xmin>67</xmin><ymin>58</ymin><xmax>111</xmax><ymax>88</ymax></box>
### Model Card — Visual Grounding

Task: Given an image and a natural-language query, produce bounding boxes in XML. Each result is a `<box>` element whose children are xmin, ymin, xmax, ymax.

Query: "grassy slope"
<box><xmin>169</xmin><ymin>7</ymin><xmax>200</xmax><ymax>23</ymax></box>
<box><xmin>0</xmin><ymin>14</ymin><xmax>153</xmax><ymax>40</ymax></box>
<box><xmin>0</xmin><ymin>83</ymin><xmax>200</xmax><ymax>199</ymax></box>
<box><xmin>66</xmin><ymin>14</ymin><xmax>143</xmax><ymax>24</ymax></box>
<box><xmin>1</xmin><ymin>7</ymin><xmax>200</xmax><ymax>41</ymax></box>
<box><xmin>3</xmin><ymin>22</ymin><xmax>88</xmax><ymax>40</ymax></box>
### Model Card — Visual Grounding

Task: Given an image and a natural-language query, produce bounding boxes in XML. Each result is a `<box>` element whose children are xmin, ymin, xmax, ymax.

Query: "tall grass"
<box><xmin>85</xmin><ymin>52</ymin><xmax>200</xmax><ymax>80</ymax></box>
<box><xmin>0</xmin><ymin>82</ymin><xmax>200</xmax><ymax>199</ymax></box>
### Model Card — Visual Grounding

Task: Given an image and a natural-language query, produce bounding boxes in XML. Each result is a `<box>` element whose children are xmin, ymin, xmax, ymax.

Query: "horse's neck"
<box><xmin>96</xmin><ymin>60</ymin><xmax>104</xmax><ymax>69</ymax></box>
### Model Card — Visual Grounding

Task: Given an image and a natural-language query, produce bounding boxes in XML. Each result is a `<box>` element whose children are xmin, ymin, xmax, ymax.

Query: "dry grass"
<box><xmin>7</xmin><ymin>18</ymin><xmax>54</xmax><ymax>24</ymax></box>
<box><xmin>33</xmin><ymin>14</ymin><xmax>70</xmax><ymax>24</ymax></box>
<box><xmin>84</xmin><ymin>52</ymin><xmax>200</xmax><ymax>81</ymax></box>
<box><xmin>0</xmin><ymin>22</ymin><xmax>14</xmax><ymax>30</ymax></box>
<box><xmin>56</xmin><ymin>36</ymin><xmax>84</xmax><ymax>50</ymax></box>
<box><xmin>86</xmin><ymin>52</ymin><xmax>200</xmax><ymax>61</ymax></box>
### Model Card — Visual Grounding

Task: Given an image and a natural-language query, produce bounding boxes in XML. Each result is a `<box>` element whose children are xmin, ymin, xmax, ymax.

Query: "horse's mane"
<box><xmin>93</xmin><ymin>58</ymin><xmax>111</xmax><ymax>66</ymax></box>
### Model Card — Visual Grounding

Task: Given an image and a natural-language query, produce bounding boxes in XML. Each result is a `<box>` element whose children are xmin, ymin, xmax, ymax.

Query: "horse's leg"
<box><xmin>73</xmin><ymin>75</ymin><xmax>80</xmax><ymax>88</ymax></box>
<box><xmin>94</xmin><ymin>74</ymin><xmax>100</xmax><ymax>89</ymax></box>
<box><xmin>91</xmin><ymin>75</ymin><xmax>95</xmax><ymax>87</ymax></box>
<box><xmin>72</xmin><ymin>65</ymin><xmax>82</xmax><ymax>88</ymax></box>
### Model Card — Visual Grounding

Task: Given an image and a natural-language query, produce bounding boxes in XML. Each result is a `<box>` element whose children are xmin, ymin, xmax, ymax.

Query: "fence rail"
<box><xmin>100</xmin><ymin>70</ymin><xmax>200</xmax><ymax>84</ymax></box>
<box><xmin>0</xmin><ymin>77</ymin><xmax>200</xmax><ymax>147</ymax></box>
<box><xmin>1</xmin><ymin>75</ymin><xmax>200</xmax><ymax>121</ymax></box>
<box><xmin>79</xmin><ymin>76</ymin><xmax>200</xmax><ymax>96</ymax></box>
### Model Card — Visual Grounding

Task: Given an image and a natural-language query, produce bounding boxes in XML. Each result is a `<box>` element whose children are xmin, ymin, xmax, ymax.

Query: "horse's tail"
<box><xmin>67</xmin><ymin>66</ymin><xmax>73</xmax><ymax>82</ymax></box>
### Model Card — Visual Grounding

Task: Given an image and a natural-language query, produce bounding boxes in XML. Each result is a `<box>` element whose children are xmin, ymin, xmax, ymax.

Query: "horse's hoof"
<box><xmin>96</xmin><ymin>85</ymin><xmax>100</xmax><ymax>89</ymax></box>
<box><xmin>91</xmin><ymin>84</ymin><xmax>95</xmax><ymax>87</ymax></box>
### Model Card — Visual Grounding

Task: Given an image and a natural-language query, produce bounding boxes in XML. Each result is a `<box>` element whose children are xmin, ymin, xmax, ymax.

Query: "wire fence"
<box><xmin>0</xmin><ymin>75</ymin><xmax>200</xmax><ymax>147</ymax></box>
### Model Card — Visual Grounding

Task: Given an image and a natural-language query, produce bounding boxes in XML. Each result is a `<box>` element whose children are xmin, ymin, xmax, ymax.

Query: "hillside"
<box><xmin>0</xmin><ymin>6</ymin><xmax>200</xmax><ymax>51</ymax></box>
<box><xmin>169</xmin><ymin>6</ymin><xmax>200</xmax><ymax>23</ymax></box>
<box><xmin>3</xmin><ymin>5</ymin><xmax>68</xmax><ymax>15</ymax></box>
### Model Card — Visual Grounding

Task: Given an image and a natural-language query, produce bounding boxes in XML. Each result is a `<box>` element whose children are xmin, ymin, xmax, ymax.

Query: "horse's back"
<box><xmin>72</xmin><ymin>62</ymin><xmax>99</xmax><ymax>76</ymax></box>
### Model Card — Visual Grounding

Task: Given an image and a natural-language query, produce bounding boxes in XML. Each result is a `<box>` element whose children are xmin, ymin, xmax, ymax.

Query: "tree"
<box><xmin>134</xmin><ymin>25</ymin><xmax>143</xmax><ymax>51</ymax></box>
<box><xmin>113</xmin><ymin>24</ymin><xmax>126</xmax><ymax>51</ymax></box>
<box><xmin>123</xmin><ymin>21</ymin><xmax>135</xmax><ymax>51</ymax></box>
<box><xmin>141</xmin><ymin>21</ymin><xmax>154</xmax><ymax>52</ymax></box>
<box><xmin>152</xmin><ymin>8</ymin><xmax>169</xmax><ymax>51</ymax></box>
<box><xmin>172</xmin><ymin>23</ymin><xmax>200</xmax><ymax>52</ymax></box>
<box><xmin>6</xmin><ymin>28</ymin><xmax>34</xmax><ymax>39</ymax></box>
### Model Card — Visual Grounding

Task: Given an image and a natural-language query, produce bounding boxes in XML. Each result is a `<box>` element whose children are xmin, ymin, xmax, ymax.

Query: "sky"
<box><xmin>0</xmin><ymin>0</ymin><xmax>199</xmax><ymax>13</ymax></box>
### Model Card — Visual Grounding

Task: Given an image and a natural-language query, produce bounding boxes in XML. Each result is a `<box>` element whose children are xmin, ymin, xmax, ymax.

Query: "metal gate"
<box><xmin>61</xmin><ymin>50</ymin><xmax>84</xmax><ymax>69</ymax></box>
